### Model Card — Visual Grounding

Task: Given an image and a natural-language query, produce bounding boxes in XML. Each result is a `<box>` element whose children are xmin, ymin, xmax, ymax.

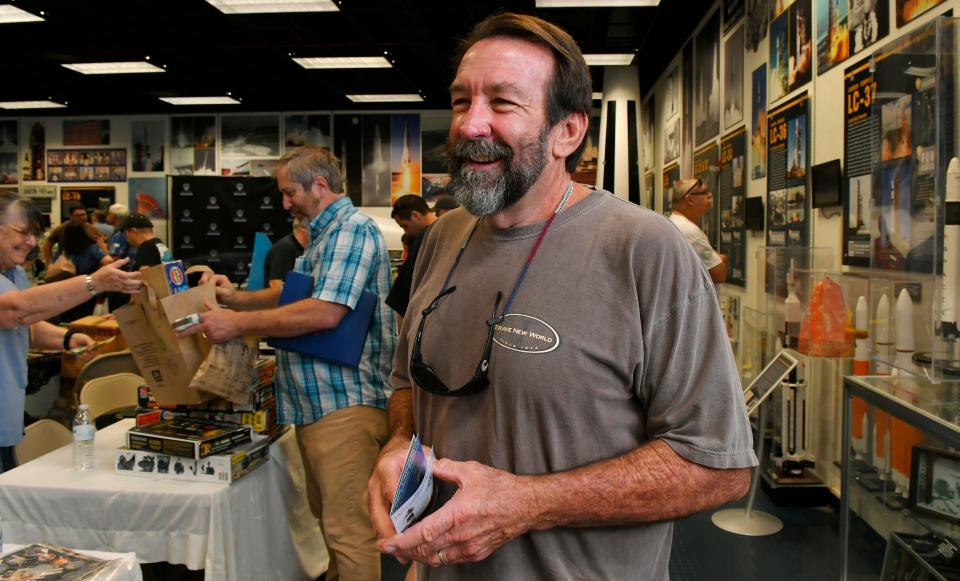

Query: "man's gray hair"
<box><xmin>277</xmin><ymin>146</ymin><xmax>344</xmax><ymax>194</ymax></box>
<box><xmin>109</xmin><ymin>203</ymin><xmax>130</xmax><ymax>218</ymax></box>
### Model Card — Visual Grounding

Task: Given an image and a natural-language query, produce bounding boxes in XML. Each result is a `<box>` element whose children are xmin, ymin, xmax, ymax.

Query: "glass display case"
<box><xmin>841</xmin><ymin>375</ymin><xmax>960</xmax><ymax>580</ymax></box>
<box><xmin>866</xmin><ymin>16</ymin><xmax>959</xmax><ymax>383</ymax></box>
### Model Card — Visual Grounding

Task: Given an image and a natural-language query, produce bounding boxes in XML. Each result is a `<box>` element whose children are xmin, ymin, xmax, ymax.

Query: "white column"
<box><xmin>597</xmin><ymin>66</ymin><xmax>640</xmax><ymax>201</ymax></box>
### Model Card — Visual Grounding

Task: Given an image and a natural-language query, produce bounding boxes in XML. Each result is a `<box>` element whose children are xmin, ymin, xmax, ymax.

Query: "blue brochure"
<box><xmin>267</xmin><ymin>271</ymin><xmax>377</xmax><ymax>368</ymax></box>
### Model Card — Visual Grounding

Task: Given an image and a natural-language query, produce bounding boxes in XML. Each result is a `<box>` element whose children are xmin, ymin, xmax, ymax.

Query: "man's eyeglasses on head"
<box><xmin>681</xmin><ymin>180</ymin><xmax>710</xmax><ymax>199</ymax></box>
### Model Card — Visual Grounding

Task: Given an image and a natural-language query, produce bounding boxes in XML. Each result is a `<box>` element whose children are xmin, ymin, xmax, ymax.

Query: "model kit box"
<box><xmin>126</xmin><ymin>416</ymin><xmax>252</xmax><ymax>459</ymax></box>
<box><xmin>115</xmin><ymin>434</ymin><xmax>271</xmax><ymax>483</ymax></box>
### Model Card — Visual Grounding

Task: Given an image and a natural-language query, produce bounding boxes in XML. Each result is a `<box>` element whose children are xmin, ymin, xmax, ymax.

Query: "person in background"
<box><xmin>386</xmin><ymin>195</ymin><xmax>437</xmax><ymax>319</ymax></box>
<box><xmin>431</xmin><ymin>195</ymin><xmax>460</xmax><ymax>217</ymax></box>
<box><xmin>90</xmin><ymin>209</ymin><xmax>114</xmax><ymax>238</ymax></box>
<box><xmin>41</xmin><ymin>202</ymin><xmax>95</xmax><ymax>265</ymax></box>
<box><xmin>367</xmin><ymin>13</ymin><xmax>753</xmax><ymax>580</ymax></box>
<box><xmin>0</xmin><ymin>192</ymin><xmax>141</xmax><ymax>473</ymax></box>
<box><xmin>264</xmin><ymin>214</ymin><xmax>309</xmax><ymax>289</ymax></box>
<box><xmin>106</xmin><ymin>204</ymin><xmax>132</xmax><ymax>259</ymax></box>
<box><xmin>190</xmin><ymin>146</ymin><xmax>397</xmax><ymax>581</ymax></box>
<box><xmin>121</xmin><ymin>214</ymin><xmax>172</xmax><ymax>271</ymax></box>
<box><xmin>669</xmin><ymin>178</ymin><xmax>728</xmax><ymax>284</ymax></box>
<box><xmin>57</xmin><ymin>221</ymin><xmax>113</xmax><ymax>323</ymax></box>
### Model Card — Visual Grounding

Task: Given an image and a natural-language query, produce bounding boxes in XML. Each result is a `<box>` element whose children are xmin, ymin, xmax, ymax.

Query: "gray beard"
<box><xmin>447</xmin><ymin>128</ymin><xmax>548</xmax><ymax>217</ymax></box>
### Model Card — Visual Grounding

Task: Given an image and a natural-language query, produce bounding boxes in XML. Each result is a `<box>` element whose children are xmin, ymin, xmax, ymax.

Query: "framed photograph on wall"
<box><xmin>909</xmin><ymin>446</ymin><xmax>960</xmax><ymax>525</ymax></box>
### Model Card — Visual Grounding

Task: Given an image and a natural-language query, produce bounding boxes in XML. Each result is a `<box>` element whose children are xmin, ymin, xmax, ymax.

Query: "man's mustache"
<box><xmin>447</xmin><ymin>138</ymin><xmax>513</xmax><ymax>164</ymax></box>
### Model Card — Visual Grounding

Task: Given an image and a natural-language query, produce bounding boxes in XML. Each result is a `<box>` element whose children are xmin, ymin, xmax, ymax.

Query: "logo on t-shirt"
<box><xmin>492</xmin><ymin>314</ymin><xmax>560</xmax><ymax>354</ymax></box>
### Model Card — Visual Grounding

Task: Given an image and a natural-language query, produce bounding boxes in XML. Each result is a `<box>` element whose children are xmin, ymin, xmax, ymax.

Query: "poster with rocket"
<box><xmin>362</xmin><ymin>115</ymin><xmax>392</xmax><ymax>207</ymax></box>
<box><xmin>390</xmin><ymin>114</ymin><xmax>421</xmax><ymax>201</ymax></box>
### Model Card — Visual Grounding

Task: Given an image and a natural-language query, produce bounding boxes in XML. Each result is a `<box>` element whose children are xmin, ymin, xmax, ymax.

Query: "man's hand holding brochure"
<box><xmin>390</xmin><ymin>435</ymin><xmax>435</xmax><ymax>534</ymax></box>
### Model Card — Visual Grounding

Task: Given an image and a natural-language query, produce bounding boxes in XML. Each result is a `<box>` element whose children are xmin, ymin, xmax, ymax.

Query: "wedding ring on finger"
<box><xmin>437</xmin><ymin>550</ymin><xmax>447</xmax><ymax>566</ymax></box>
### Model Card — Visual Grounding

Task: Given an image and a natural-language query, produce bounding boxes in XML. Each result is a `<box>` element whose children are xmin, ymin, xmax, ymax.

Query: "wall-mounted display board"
<box><xmin>0</xmin><ymin>120</ymin><xmax>16</xmax><ymax>185</ymax></box>
<box><xmin>63</xmin><ymin>119</ymin><xmax>109</xmax><ymax>146</ymax></box>
<box><xmin>60</xmin><ymin>186</ymin><xmax>114</xmax><ymax>218</ymax></box>
<box><xmin>751</xmin><ymin>64</ymin><xmax>767</xmax><ymax>179</ymax></box>
<box><xmin>171</xmin><ymin>116</ymin><xmax>217</xmax><ymax>177</ymax></box>
<box><xmin>744</xmin><ymin>0</ymin><xmax>769</xmax><ymax>52</ymax></box>
<box><xmin>694</xmin><ymin>141</ymin><xmax>721</xmax><ymax>248</ymax></box>
<box><xmin>724</xmin><ymin>25</ymin><xmax>745</xmax><ymax>130</ymax></box>
<box><xmin>663</xmin><ymin>115</ymin><xmax>680</xmax><ymax>164</ymax></box>
<box><xmin>21</xmin><ymin>121</ymin><xmax>45</xmax><ymax>182</ymax></box>
<box><xmin>766</xmin><ymin>92</ymin><xmax>810</xmax><ymax>248</ymax></box>
<box><xmin>662</xmin><ymin>162</ymin><xmax>680</xmax><ymax>214</ymax></box>
<box><xmin>695</xmin><ymin>10</ymin><xmax>721</xmax><ymax>146</ymax></box>
<box><xmin>720</xmin><ymin>127</ymin><xmax>747</xmax><ymax>287</ymax></box>
<box><xmin>682</xmin><ymin>41</ymin><xmax>694</xmax><ymax>175</ymax></box>
<box><xmin>642</xmin><ymin>96</ymin><xmax>655</xmax><ymax>174</ymax></box>
<box><xmin>815</xmin><ymin>0</ymin><xmax>888</xmax><ymax>76</ymax></box>
<box><xmin>170</xmin><ymin>176</ymin><xmax>291</xmax><ymax>284</ymax></box>
<box><xmin>644</xmin><ymin>172</ymin><xmax>655</xmax><ymax>209</ymax></box>
<box><xmin>896</xmin><ymin>0</ymin><xmax>946</xmax><ymax>27</ymax></box>
<box><xmin>220</xmin><ymin>114</ymin><xmax>280</xmax><ymax>159</ymax></box>
<box><xmin>131</xmin><ymin>119</ymin><xmax>165</xmax><ymax>173</ymax></box>
<box><xmin>47</xmin><ymin>149</ymin><xmax>126</xmax><ymax>183</ymax></box>
<box><xmin>769</xmin><ymin>0</ymin><xmax>812</xmax><ymax>103</ymax></box>
<box><xmin>842</xmin><ymin>57</ymin><xmax>876</xmax><ymax>267</ymax></box>
<box><xmin>283</xmin><ymin>113</ymin><xmax>332</xmax><ymax>155</ymax></box>
<box><xmin>724</xmin><ymin>0</ymin><xmax>744</xmax><ymax>32</ymax></box>
<box><xmin>869</xmin><ymin>21</ymin><xmax>946</xmax><ymax>274</ymax></box>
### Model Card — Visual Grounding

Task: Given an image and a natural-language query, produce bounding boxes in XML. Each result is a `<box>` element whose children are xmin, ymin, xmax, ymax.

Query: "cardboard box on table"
<box><xmin>114</xmin><ymin>263</ymin><xmax>215</xmax><ymax>406</ymax></box>
<box><xmin>60</xmin><ymin>315</ymin><xmax>128</xmax><ymax>380</ymax></box>
<box><xmin>114</xmin><ymin>433</ymin><xmax>274</xmax><ymax>483</ymax></box>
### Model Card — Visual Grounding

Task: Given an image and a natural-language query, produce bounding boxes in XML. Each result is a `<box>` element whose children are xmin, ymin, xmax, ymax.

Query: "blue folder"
<box><xmin>267</xmin><ymin>271</ymin><xmax>377</xmax><ymax>368</ymax></box>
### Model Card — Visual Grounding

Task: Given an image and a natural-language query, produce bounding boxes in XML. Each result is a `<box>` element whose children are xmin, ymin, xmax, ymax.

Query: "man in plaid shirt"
<box><xmin>195</xmin><ymin>146</ymin><xmax>397</xmax><ymax>581</ymax></box>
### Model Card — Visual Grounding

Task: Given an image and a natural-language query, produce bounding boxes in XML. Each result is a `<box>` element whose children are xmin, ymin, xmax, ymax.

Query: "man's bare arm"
<box><xmin>381</xmin><ymin>439</ymin><xmax>750</xmax><ymax>565</ymax></box>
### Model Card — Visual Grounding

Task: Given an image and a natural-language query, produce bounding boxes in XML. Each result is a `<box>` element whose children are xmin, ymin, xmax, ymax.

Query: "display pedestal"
<box><xmin>712</xmin><ymin>401</ymin><xmax>784</xmax><ymax>537</ymax></box>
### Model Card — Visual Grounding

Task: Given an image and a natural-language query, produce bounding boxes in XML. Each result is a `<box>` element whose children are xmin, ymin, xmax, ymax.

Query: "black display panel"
<box><xmin>811</xmin><ymin>159</ymin><xmax>842</xmax><ymax>208</ymax></box>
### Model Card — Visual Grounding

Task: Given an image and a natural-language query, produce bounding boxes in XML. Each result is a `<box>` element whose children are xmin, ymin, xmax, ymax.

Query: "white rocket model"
<box><xmin>896</xmin><ymin>287</ymin><xmax>915</xmax><ymax>373</ymax></box>
<box><xmin>941</xmin><ymin>157</ymin><xmax>960</xmax><ymax>344</ymax></box>
<box><xmin>875</xmin><ymin>294</ymin><xmax>892</xmax><ymax>375</ymax></box>
<box><xmin>854</xmin><ymin>296</ymin><xmax>870</xmax><ymax>375</ymax></box>
<box><xmin>784</xmin><ymin>259</ymin><xmax>802</xmax><ymax>349</ymax></box>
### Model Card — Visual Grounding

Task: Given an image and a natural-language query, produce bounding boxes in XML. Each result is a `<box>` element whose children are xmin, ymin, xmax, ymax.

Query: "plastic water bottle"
<box><xmin>73</xmin><ymin>405</ymin><xmax>96</xmax><ymax>470</ymax></box>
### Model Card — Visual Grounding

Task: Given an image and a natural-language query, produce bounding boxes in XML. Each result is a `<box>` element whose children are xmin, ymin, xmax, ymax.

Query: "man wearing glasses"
<box><xmin>367</xmin><ymin>13</ymin><xmax>755</xmax><ymax>581</ymax></box>
<box><xmin>669</xmin><ymin>177</ymin><xmax>728</xmax><ymax>284</ymax></box>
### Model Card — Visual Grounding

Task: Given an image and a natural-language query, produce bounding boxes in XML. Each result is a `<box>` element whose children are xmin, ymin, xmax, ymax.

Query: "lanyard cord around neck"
<box><xmin>438</xmin><ymin>181</ymin><xmax>575</xmax><ymax>315</ymax></box>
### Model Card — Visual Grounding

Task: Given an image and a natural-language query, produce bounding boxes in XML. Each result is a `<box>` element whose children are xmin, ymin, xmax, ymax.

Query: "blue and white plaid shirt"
<box><xmin>275</xmin><ymin>196</ymin><xmax>397</xmax><ymax>424</ymax></box>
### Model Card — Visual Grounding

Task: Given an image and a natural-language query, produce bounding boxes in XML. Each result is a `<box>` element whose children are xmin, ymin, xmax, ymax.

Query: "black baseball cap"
<box><xmin>120</xmin><ymin>213</ymin><xmax>153</xmax><ymax>230</ymax></box>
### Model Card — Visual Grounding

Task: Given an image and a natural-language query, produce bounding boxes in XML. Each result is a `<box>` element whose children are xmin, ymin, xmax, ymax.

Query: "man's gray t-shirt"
<box><xmin>392</xmin><ymin>190</ymin><xmax>757</xmax><ymax>581</ymax></box>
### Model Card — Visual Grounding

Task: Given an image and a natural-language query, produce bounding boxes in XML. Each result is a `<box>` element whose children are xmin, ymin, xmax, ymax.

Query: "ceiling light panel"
<box><xmin>536</xmin><ymin>0</ymin><xmax>659</xmax><ymax>6</ymax></box>
<box><xmin>0</xmin><ymin>5</ymin><xmax>44</xmax><ymax>24</ymax></box>
<box><xmin>0</xmin><ymin>101</ymin><xmax>66</xmax><ymax>109</ymax></box>
<box><xmin>293</xmin><ymin>56</ymin><xmax>392</xmax><ymax>69</ymax></box>
<box><xmin>584</xmin><ymin>53</ymin><xmax>636</xmax><ymax>66</ymax></box>
<box><xmin>62</xmin><ymin>61</ymin><xmax>165</xmax><ymax>75</ymax></box>
<box><xmin>159</xmin><ymin>96</ymin><xmax>240</xmax><ymax>105</ymax></box>
<box><xmin>206</xmin><ymin>0</ymin><xmax>338</xmax><ymax>14</ymax></box>
<box><xmin>346</xmin><ymin>94</ymin><xmax>423</xmax><ymax>103</ymax></box>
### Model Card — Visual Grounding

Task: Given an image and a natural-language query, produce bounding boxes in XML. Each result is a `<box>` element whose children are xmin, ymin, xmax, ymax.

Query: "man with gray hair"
<box><xmin>107</xmin><ymin>203</ymin><xmax>132</xmax><ymax>259</ymax></box>
<box><xmin>670</xmin><ymin>177</ymin><xmax>728</xmax><ymax>284</ymax></box>
<box><xmin>367</xmin><ymin>13</ymin><xmax>752</xmax><ymax>580</ymax></box>
<box><xmin>191</xmin><ymin>146</ymin><xmax>397</xmax><ymax>581</ymax></box>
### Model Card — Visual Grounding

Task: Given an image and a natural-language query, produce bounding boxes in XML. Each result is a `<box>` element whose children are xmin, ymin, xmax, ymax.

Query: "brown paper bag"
<box><xmin>189</xmin><ymin>335</ymin><xmax>257</xmax><ymax>405</ymax></box>
<box><xmin>115</xmin><ymin>280</ymin><xmax>216</xmax><ymax>406</ymax></box>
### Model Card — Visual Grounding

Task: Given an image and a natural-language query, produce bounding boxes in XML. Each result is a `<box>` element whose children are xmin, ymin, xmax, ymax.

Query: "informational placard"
<box><xmin>662</xmin><ymin>162</ymin><xmax>680</xmax><ymax>215</ymax></box>
<box><xmin>751</xmin><ymin>64</ymin><xmax>767</xmax><ymax>179</ymax></box>
<box><xmin>870</xmin><ymin>23</ymin><xmax>943</xmax><ymax>273</ymax></box>
<box><xmin>47</xmin><ymin>149</ymin><xmax>126</xmax><ymax>183</ymax></box>
<box><xmin>842</xmin><ymin>57</ymin><xmax>875</xmax><ymax>267</ymax></box>
<box><xmin>170</xmin><ymin>176</ymin><xmax>291</xmax><ymax>284</ymax></box>
<box><xmin>766</xmin><ymin>92</ymin><xmax>810</xmax><ymax>248</ymax></box>
<box><xmin>719</xmin><ymin>128</ymin><xmax>747</xmax><ymax>287</ymax></box>
<box><xmin>694</xmin><ymin>141</ymin><xmax>720</xmax><ymax>248</ymax></box>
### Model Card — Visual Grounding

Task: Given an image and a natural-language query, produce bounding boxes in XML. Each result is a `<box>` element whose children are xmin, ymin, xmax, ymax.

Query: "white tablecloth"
<box><xmin>0</xmin><ymin>420</ymin><xmax>328</xmax><ymax>581</ymax></box>
<box><xmin>1</xmin><ymin>543</ymin><xmax>142</xmax><ymax>581</ymax></box>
